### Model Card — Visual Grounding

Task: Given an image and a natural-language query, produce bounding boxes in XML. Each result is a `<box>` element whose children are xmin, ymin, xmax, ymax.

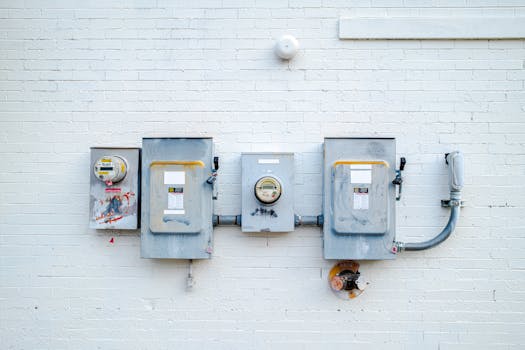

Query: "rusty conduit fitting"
<box><xmin>395</xmin><ymin>151</ymin><xmax>464</xmax><ymax>252</ymax></box>
<box><xmin>328</xmin><ymin>261</ymin><xmax>368</xmax><ymax>299</ymax></box>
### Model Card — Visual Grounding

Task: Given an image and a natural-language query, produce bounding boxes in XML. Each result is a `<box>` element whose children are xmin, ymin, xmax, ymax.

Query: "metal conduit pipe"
<box><xmin>403</xmin><ymin>194</ymin><xmax>461</xmax><ymax>251</ymax></box>
<box><xmin>295</xmin><ymin>215</ymin><xmax>323</xmax><ymax>227</ymax></box>
<box><xmin>213</xmin><ymin>215</ymin><xmax>242</xmax><ymax>226</ymax></box>
<box><xmin>213</xmin><ymin>215</ymin><xmax>324</xmax><ymax>227</ymax></box>
<box><xmin>397</xmin><ymin>151</ymin><xmax>464</xmax><ymax>252</ymax></box>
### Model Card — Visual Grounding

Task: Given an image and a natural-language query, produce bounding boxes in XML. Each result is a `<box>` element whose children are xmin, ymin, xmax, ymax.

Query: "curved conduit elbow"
<box><xmin>404</xmin><ymin>199</ymin><xmax>461</xmax><ymax>251</ymax></box>
<box><xmin>399</xmin><ymin>151</ymin><xmax>464</xmax><ymax>252</ymax></box>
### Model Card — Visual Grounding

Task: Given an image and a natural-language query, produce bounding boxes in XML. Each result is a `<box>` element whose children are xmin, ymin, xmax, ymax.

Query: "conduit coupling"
<box><xmin>395</xmin><ymin>151</ymin><xmax>464</xmax><ymax>252</ymax></box>
<box><xmin>295</xmin><ymin>215</ymin><xmax>324</xmax><ymax>227</ymax></box>
<box><xmin>213</xmin><ymin>215</ymin><xmax>242</xmax><ymax>226</ymax></box>
<box><xmin>213</xmin><ymin>214</ymin><xmax>324</xmax><ymax>227</ymax></box>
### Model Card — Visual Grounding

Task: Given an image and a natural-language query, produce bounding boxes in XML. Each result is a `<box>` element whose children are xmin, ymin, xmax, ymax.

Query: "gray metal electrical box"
<box><xmin>323</xmin><ymin>138</ymin><xmax>396</xmax><ymax>260</ymax></box>
<box><xmin>141</xmin><ymin>138</ymin><xmax>214</xmax><ymax>259</ymax></box>
<box><xmin>89</xmin><ymin>147</ymin><xmax>140</xmax><ymax>230</ymax></box>
<box><xmin>241</xmin><ymin>153</ymin><xmax>294</xmax><ymax>232</ymax></box>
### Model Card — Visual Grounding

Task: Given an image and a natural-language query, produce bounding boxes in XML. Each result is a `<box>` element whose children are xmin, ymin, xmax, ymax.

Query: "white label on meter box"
<box><xmin>258</xmin><ymin>158</ymin><xmax>280</xmax><ymax>164</ymax></box>
<box><xmin>353</xmin><ymin>187</ymin><xmax>369</xmax><ymax>210</ymax></box>
<box><xmin>351</xmin><ymin>170</ymin><xmax>372</xmax><ymax>184</ymax></box>
<box><xmin>168</xmin><ymin>187</ymin><xmax>184</xmax><ymax>211</ymax></box>
<box><xmin>164</xmin><ymin>171</ymin><xmax>185</xmax><ymax>185</ymax></box>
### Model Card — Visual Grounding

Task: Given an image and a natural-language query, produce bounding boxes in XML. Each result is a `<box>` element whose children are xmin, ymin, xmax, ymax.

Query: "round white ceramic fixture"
<box><xmin>274</xmin><ymin>35</ymin><xmax>299</xmax><ymax>60</ymax></box>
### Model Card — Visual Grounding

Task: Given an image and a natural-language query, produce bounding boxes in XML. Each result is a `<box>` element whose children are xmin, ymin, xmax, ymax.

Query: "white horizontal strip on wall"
<box><xmin>339</xmin><ymin>17</ymin><xmax>525</xmax><ymax>40</ymax></box>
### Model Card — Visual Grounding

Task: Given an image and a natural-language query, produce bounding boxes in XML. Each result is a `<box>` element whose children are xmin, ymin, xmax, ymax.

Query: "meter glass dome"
<box><xmin>254</xmin><ymin>176</ymin><xmax>282</xmax><ymax>204</ymax></box>
<box><xmin>93</xmin><ymin>155</ymin><xmax>128</xmax><ymax>183</ymax></box>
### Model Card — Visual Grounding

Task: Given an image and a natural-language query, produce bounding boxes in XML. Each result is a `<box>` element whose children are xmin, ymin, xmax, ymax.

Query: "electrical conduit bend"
<box><xmin>399</xmin><ymin>151</ymin><xmax>464</xmax><ymax>252</ymax></box>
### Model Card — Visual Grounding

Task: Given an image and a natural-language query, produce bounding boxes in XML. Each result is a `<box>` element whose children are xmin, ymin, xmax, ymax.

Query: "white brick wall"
<box><xmin>1</xmin><ymin>1</ymin><xmax>524</xmax><ymax>349</ymax></box>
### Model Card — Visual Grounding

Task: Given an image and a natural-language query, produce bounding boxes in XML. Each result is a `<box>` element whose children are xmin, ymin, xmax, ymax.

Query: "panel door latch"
<box><xmin>207</xmin><ymin>156</ymin><xmax>219</xmax><ymax>200</ymax></box>
<box><xmin>392</xmin><ymin>157</ymin><xmax>406</xmax><ymax>201</ymax></box>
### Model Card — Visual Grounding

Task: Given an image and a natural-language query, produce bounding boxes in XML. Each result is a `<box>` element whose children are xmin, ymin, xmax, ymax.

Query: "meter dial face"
<box><xmin>93</xmin><ymin>155</ymin><xmax>128</xmax><ymax>183</ymax></box>
<box><xmin>254</xmin><ymin>176</ymin><xmax>282</xmax><ymax>205</ymax></box>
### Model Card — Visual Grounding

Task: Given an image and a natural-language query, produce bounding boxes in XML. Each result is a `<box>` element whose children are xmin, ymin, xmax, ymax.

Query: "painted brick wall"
<box><xmin>1</xmin><ymin>1</ymin><xmax>524</xmax><ymax>349</ymax></box>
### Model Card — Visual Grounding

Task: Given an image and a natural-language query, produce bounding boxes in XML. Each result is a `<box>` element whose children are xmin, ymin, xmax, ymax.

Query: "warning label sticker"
<box><xmin>168</xmin><ymin>187</ymin><xmax>184</xmax><ymax>210</ymax></box>
<box><xmin>353</xmin><ymin>187</ymin><xmax>369</xmax><ymax>210</ymax></box>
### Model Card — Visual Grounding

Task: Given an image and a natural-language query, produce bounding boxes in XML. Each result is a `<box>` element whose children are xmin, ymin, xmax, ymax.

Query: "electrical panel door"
<box><xmin>141</xmin><ymin>138</ymin><xmax>214</xmax><ymax>259</ymax></box>
<box><xmin>332</xmin><ymin>161</ymin><xmax>389</xmax><ymax>235</ymax></box>
<box><xmin>89</xmin><ymin>147</ymin><xmax>140</xmax><ymax>230</ymax></box>
<box><xmin>149</xmin><ymin>161</ymin><xmax>207</xmax><ymax>234</ymax></box>
<box><xmin>323</xmin><ymin>138</ymin><xmax>396</xmax><ymax>260</ymax></box>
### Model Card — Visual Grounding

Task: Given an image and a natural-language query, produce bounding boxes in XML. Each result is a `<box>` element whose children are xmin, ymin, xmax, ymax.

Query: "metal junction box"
<box><xmin>89</xmin><ymin>147</ymin><xmax>140</xmax><ymax>230</ymax></box>
<box><xmin>141</xmin><ymin>138</ymin><xmax>214</xmax><ymax>259</ymax></box>
<box><xmin>241</xmin><ymin>153</ymin><xmax>294</xmax><ymax>232</ymax></box>
<box><xmin>323</xmin><ymin>138</ymin><xmax>396</xmax><ymax>260</ymax></box>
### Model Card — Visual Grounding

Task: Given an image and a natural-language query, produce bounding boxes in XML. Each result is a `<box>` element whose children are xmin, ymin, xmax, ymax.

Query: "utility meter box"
<box><xmin>141</xmin><ymin>138</ymin><xmax>214</xmax><ymax>259</ymax></box>
<box><xmin>323</xmin><ymin>138</ymin><xmax>396</xmax><ymax>260</ymax></box>
<box><xmin>89</xmin><ymin>147</ymin><xmax>140</xmax><ymax>230</ymax></box>
<box><xmin>241</xmin><ymin>153</ymin><xmax>294</xmax><ymax>232</ymax></box>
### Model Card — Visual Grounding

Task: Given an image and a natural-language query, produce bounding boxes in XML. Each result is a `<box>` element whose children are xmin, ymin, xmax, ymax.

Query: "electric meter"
<box><xmin>89</xmin><ymin>148</ymin><xmax>139</xmax><ymax>230</ymax></box>
<box><xmin>241</xmin><ymin>153</ymin><xmax>294</xmax><ymax>232</ymax></box>
<box><xmin>93</xmin><ymin>155</ymin><xmax>128</xmax><ymax>184</ymax></box>
<box><xmin>254</xmin><ymin>176</ymin><xmax>282</xmax><ymax>204</ymax></box>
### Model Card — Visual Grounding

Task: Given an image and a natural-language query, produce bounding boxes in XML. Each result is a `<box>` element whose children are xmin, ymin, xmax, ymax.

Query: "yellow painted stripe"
<box><xmin>150</xmin><ymin>160</ymin><xmax>205</xmax><ymax>167</ymax></box>
<box><xmin>333</xmin><ymin>160</ymin><xmax>389</xmax><ymax>168</ymax></box>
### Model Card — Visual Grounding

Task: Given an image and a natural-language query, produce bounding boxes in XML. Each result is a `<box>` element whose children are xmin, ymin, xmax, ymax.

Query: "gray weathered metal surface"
<box><xmin>89</xmin><ymin>147</ymin><xmax>140</xmax><ymax>230</ymax></box>
<box><xmin>241</xmin><ymin>153</ymin><xmax>294</xmax><ymax>232</ymax></box>
<box><xmin>332</xmin><ymin>161</ymin><xmax>389</xmax><ymax>235</ymax></box>
<box><xmin>323</xmin><ymin>138</ymin><xmax>396</xmax><ymax>260</ymax></box>
<box><xmin>141</xmin><ymin>138</ymin><xmax>214</xmax><ymax>259</ymax></box>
